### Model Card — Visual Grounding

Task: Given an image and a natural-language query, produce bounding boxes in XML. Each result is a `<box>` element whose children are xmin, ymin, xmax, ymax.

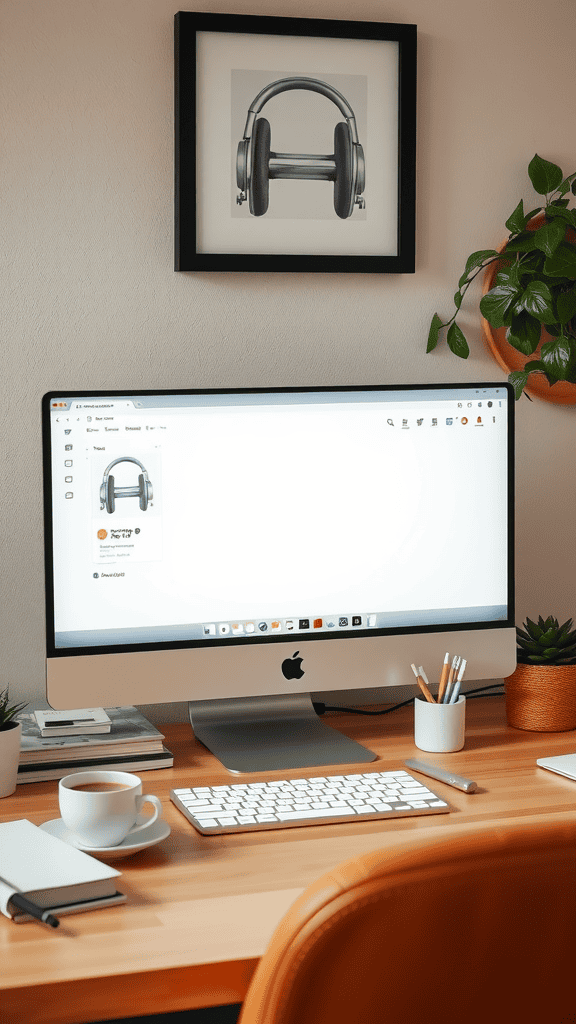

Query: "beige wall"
<box><xmin>3</xmin><ymin>0</ymin><xmax>576</xmax><ymax>719</ymax></box>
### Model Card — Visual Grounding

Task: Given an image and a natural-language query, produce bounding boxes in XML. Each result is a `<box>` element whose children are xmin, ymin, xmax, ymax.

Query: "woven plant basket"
<box><xmin>505</xmin><ymin>663</ymin><xmax>576</xmax><ymax>732</ymax></box>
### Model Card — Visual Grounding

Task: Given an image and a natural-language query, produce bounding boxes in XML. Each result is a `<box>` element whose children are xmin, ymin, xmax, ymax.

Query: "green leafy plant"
<box><xmin>0</xmin><ymin>687</ymin><xmax>27</xmax><ymax>732</ymax></box>
<box><xmin>427</xmin><ymin>154</ymin><xmax>576</xmax><ymax>400</ymax></box>
<box><xmin>516</xmin><ymin>615</ymin><xmax>576</xmax><ymax>665</ymax></box>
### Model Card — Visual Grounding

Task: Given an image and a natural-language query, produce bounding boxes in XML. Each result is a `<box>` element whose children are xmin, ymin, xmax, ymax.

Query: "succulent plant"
<box><xmin>0</xmin><ymin>687</ymin><xmax>27</xmax><ymax>732</ymax></box>
<box><xmin>516</xmin><ymin>615</ymin><xmax>576</xmax><ymax>665</ymax></box>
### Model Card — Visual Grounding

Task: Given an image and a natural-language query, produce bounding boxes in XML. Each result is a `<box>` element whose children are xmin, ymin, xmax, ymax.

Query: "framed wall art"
<box><xmin>175</xmin><ymin>12</ymin><xmax>416</xmax><ymax>273</ymax></box>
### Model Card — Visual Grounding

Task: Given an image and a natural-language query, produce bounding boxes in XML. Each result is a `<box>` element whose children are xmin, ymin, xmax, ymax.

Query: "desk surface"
<box><xmin>3</xmin><ymin>696</ymin><xmax>576</xmax><ymax>1024</ymax></box>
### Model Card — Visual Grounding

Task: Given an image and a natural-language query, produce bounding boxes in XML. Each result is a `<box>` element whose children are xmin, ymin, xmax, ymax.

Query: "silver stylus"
<box><xmin>404</xmin><ymin>758</ymin><xmax>478</xmax><ymax>793</ymax></box>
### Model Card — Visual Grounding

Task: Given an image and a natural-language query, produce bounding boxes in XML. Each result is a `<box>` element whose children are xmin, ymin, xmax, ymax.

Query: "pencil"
<box><xmin>437</xmin><ymin>652</ymin><xmax>451</xmax><ymax>703</ymax></box>
<box><xmin>418</xmin><ymin>665</ymin><xmax>437</xmax><ymax>703</ymax></box>
<box><xmin>450</xmin><ymin>658</ymin><xmax>467</xmax><ymax>704</ymax></box>
<box><xmin>443</xmin><ymin>655</ymin><xmax>460</xmax><ymax>703</ymax></box>
<box><xmin>411</xmin><ymin>663</ymin><xmax>436</xmax><ymax>703</ymax></box>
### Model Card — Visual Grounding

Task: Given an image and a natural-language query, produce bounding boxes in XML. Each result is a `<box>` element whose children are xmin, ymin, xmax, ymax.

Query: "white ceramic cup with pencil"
<box><xmin>411</xmin><ymin>656</ymin><xmax>467</xmax><ymax>752</ymax></box>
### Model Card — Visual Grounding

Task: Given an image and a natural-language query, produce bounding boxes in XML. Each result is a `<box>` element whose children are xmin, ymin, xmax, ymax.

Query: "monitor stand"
<box><xmin>188</xmin><ymin>693</ymin><xmax>377</xmax><ymax>774</ymax></box>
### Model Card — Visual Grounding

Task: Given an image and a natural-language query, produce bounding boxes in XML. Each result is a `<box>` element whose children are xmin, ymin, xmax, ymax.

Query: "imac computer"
<box><xmin>43</xmin><ymin>384</ymin><xmax>516</xmax><ymax>772</ymax></box>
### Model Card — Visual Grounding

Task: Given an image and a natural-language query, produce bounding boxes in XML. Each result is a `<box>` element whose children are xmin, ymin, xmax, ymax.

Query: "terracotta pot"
<box><xmin>482</xmin><ymin>213</ymin><xmax>576</xmax><ymax>405</ymax></box>
<box><xmin>505</xmin><ymin>662</ymin><xmax>576</xmax><ymax>731</ymax></box>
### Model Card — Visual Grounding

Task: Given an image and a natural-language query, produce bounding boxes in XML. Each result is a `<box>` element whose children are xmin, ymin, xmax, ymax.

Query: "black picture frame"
<box><xmin>175</xmin><ymin>12</ymin><xmax>416</xmax><ymax>273</ymax></box>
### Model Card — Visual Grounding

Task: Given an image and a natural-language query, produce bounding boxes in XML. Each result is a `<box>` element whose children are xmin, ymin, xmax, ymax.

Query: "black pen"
<box><xmin>8</xmin><ymin>892</ymin><xmax>60</xmax><ymax>928</ymax></box>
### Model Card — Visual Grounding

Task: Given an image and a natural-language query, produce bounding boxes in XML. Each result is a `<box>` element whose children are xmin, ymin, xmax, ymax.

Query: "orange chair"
<box><xmin>238</xmin><ymin>819</ymin><xmax>576</xmax><ymax>1024</ymax></box>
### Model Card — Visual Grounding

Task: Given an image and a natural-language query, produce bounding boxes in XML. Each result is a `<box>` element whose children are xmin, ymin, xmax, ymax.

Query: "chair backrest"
<box><xmin>238</xmin><ymin>818</ymin><xmax>576</xmax><ymax>1024</ymax></box>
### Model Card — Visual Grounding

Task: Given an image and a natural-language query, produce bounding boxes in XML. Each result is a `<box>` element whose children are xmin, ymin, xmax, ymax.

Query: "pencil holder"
<box><xmin>414</xmin><ymin>695</ymin><xmax>466</xmax><ymax>752</ymax></box>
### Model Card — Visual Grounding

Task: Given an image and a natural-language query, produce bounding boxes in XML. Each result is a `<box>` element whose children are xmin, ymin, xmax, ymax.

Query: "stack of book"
<box><xmin>16</xmin><ymin>706</ymin><xmax>173</xmax><ymax>783</ymax></box>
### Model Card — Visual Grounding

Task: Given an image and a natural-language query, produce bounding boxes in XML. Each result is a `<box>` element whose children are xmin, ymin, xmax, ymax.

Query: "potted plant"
<box><xmin>0</xmin><ymin>687</ymin><xmax>27</xmax><ymax>797</ymax></box>
<box><xmin>505</xmin><ymin>615</ymin><xmax>576</xmax><ymax>731</ymax></box>
<box><xmin>427</xmin><ymin>154</ymin><xmax>576</xmax><ymax>402</ymax></box>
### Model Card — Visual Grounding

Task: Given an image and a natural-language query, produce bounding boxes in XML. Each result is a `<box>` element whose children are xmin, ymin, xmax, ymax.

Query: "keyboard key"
<box><xmin>277</xmin><ymin>805</ymin><xmax>354</xmax><ymax>821</ymax></box>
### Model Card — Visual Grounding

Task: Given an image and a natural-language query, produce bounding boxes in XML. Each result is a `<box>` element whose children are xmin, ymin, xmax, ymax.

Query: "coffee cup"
<box><xmin>59</xmin><ymin>770</ymin><xmax>163</xmax><ymax>847</ymax></box>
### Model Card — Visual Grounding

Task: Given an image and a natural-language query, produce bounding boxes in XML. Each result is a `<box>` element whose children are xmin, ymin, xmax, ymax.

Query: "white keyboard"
<box><xmin>170</xmin><ymin>769</ymin><xmax>449</xmax><ymax>834</ymax></box>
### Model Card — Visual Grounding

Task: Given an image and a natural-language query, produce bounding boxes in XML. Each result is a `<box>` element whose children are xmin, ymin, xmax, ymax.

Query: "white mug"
<box><xmin>59</xmin><ymin>770</ymin><xmax>163</xmax><ymax>847</ymax></box>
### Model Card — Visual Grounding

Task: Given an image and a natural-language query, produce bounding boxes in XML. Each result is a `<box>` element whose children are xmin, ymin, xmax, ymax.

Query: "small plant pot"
<box><xmin>505</xmin><ymin>663</ymin><xmax>576</xmax><ymax>732</ymax></box>
<box><xmin>482</xmin><ymin>214</ymin><xmax>576</xmax><ymax>406</ymax></box>
<box><xmin>0</xmin><ymin>720</ymin><xmax>21</xmax><ymax>797</ymax></box>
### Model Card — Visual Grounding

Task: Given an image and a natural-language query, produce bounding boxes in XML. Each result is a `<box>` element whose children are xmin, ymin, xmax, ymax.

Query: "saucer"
<box><xmin>39</xmin><ymin>816</ymin><xmax>171</xmax><ymax>859</ymax></box>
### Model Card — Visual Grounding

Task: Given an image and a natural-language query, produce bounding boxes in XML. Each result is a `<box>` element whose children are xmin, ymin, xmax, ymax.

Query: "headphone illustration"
<box><xmin>99</xmin><ymin>458</ymin><xmax>153</xmax><ymax>514</ymax></box>
<box><xmin>236</xmin><ymin>78</ymin><xmax>366</xmax><ymax>219</ymax></box>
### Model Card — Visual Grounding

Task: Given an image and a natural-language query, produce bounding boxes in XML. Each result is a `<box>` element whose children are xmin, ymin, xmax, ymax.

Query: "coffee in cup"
<box><xmin>59</xmin><ymin>770</ymin><xmax>163</xmax><ymax>847</ymax></box>
<box><xmin>69</xmin><ymin>781</ymin><xmax>132</xmax><ymax>793</ymax></box>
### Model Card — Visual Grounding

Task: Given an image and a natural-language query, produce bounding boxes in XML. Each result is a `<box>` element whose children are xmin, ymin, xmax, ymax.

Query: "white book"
<box><xmin>536</xmin><ymin>752</ymin><xmax>576</xmax><ymax>781</ymax></box>
<box><xmin>34</xmin><ymin>707</ymin><xmax>111</xmax><ymax>736</ymax></box>
<box><xmin>0</xmin><ymin>819</ymin><xmax>124</xmax><ymax>921</ymax></box>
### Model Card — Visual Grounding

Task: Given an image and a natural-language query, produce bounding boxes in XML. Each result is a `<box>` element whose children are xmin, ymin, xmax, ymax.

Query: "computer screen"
<box><xmin>43</xmin><ymin>385</ymin><xmax>515</xmax><ymax>771</ymax></box>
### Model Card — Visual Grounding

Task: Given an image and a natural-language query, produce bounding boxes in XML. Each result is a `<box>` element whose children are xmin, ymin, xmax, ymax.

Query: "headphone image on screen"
<box><xmin>236</xmin><ymin>78</ymin><xmax>366</xmax><ymax>219</ymax></box>
<box><xmin>99</xmin><ymin>458</ymin><xmax>153</xmax><ymax>514</ymax></box>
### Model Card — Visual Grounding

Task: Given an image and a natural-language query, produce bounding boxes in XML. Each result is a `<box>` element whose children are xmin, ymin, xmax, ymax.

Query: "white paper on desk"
<box><xmin>537</xmin><ymin>753</ymin><xmax>576</xmax><ymax>780</ymax></box>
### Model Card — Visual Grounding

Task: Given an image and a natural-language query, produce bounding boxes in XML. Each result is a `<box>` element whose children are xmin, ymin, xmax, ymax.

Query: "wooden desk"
<box><xmin>3</xmin><ymin>696</ymin><xmax>576</xmax><ymax>1024</ymax></box>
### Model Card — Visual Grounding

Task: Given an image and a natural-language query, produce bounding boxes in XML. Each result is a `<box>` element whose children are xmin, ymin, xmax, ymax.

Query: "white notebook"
<box><xmin>536</xmin><ymin>753</ymin><xmax>576</xmax><ymax>781</ymax></box>
<box><xmin>0</xmin><ymin>818</ymin><xmax>123</xmax><ymax>920</ymax></box>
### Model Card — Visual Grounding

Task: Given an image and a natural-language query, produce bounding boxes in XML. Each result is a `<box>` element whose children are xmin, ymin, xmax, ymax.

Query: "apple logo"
<box><xmin>281</xmin><ymin>651</ymin><xmax>304</xmax><ymax>680</ymax></box>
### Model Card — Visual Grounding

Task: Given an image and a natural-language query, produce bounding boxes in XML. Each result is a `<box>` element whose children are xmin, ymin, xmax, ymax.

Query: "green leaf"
<box><xmin>506</xmin><ymin>312</ymin><xmax>542</xmax><ymax>354</ymax></box>
<box><xmin>525</xmin><ymin>617</ymin><xmax>541</xmax><ymax>640</ymax></box>
<box><xmin>479</xmin><ymin>284</ymin><xmax>520</xmax><ymax>327</ymax></box>
<box><xmin>533</xmin><ymin>218</ymin><xmax>566</xmax><ymax>257</ymax></box>
<box><xmin>463</xmin><ymin>249</ymin><xmax>500</xmax><ymax>276</ymax></box>
<box><xmin>556</xmin><ymin>286</ymin><xmax>576</xmax><ymax>325</ymax></box>
<box><xmin>446</xmin><ymin>322</ymin><xmax>469</xmax><ymax>358</ymax></box>
<box><xmin>528</xmin><ymin>154</ymin><xmax>563</xmax><ymax>195</ymax></box>
<box><xmin>540</xmin><ymin>334</ymin><xmax>576</xmax><ymax>381</ymax></box>
<box><xmin>508</xmin><ymin>370</ymin><xmax>530</xmax><ymax>400</ymax></box>
<box><xmin>505</xmin><ymin>232</ymin><xmax>537</xmax><ymax>253</ymax></box>
<box><xmin>505</xmin><ymin>200</ymin><xmax>525</xmax><ymax>234</ymax></box>
<box><xmin>544</xmin><ymin>242</ymin><xmax>576</xmax><ymax>280</ymax></box>
<box><xmin>453</xmin><ymin>291</ymin><xmax>463</xmax><ymax>310</ymax></box>
<box><xmin>426</xmin><ymin>313</ymin><xmax>443</xmax><ymax>353</ymax></box>
<box><xmin>497</xmin><ymin>262</ymin><xmax>524</xmax><ymax>290</ymax></box>
<box><xmin>517</xmin><ymin>280</ymin><xmax>557</xmax><ymax>324</ymax></box>
<box><xmin>557</xmin><ymin>173</ymin><xmax>576</xmax><ymax>196</ymax></box>
<box><xmin>544</xmin><ymin>205</ymin><xmax>576</xmax><ymax>225</ymax></box>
